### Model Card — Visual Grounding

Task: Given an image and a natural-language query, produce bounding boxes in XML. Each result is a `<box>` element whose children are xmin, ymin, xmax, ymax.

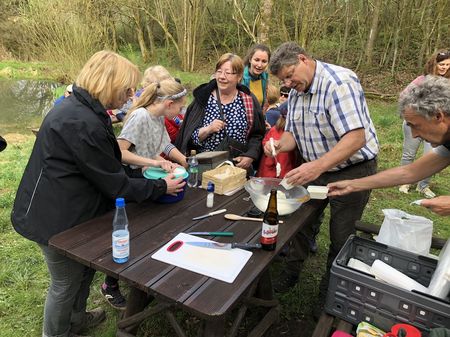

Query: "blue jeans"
<box><xmin>40</xmin><ymin>244</ymin><xmax>96</xmax><ymax>337</ymax></box>
<box><xmin>401</xmin><ymin>121</ymin><xmax>432</xmax><ymax>190</ymax></box>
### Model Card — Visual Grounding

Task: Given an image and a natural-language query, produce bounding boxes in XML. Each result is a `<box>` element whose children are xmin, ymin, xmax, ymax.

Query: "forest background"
<box><xmin>0</xmin><ymin>1</ymin><xmax>449</xmax><ymax>336</ymax></box>
<box><xmin>1</xmin><ymin>0</ymin><xmax>449</xmax><ymax>93</ymax></box>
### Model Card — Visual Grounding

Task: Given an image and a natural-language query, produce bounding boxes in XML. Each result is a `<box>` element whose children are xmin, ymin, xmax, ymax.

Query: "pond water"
<box><xmin>0</xmin><ymin>79</ymin><xmax>59</xmax><ymax>135</ymax></box>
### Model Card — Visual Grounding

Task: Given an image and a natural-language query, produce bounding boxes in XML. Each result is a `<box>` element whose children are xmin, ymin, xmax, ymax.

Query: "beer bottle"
<box><xmin>260</xmin><ymin>189</ymin><xmax>278</xmax><ymax>251</ymax></box>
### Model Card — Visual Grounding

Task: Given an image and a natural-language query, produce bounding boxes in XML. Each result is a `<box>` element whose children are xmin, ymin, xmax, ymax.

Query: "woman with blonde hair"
<box><xmin>114</xmin><ymin>65</ymin><xmax>172</xmax><ymax>122</ymax></box>
<box><xmin>398</xmin><ymin>49</ymin><xmax>450</xmax><ymax>198</ymax></box>
<box><xmin>141</xmin><ymin>65</ymin><xmax>172</xmax><ymax>88</ymax></box>
<box><xmin>175</xmin><ymin>53</ymin><xmax>265</xmax><ymax>170</ymax></box>
<box><xmin>11</xmin><ymin>50</ymin><xmax>185</xmax><ymax>337</ymax></box>
<box><xmin>118</xmin><ymin>78</ymin><xmax>188</xmax><ymax>169</ymax></box>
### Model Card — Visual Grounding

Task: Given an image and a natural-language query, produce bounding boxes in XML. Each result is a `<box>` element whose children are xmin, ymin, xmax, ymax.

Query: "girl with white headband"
<box><xmin>118</xmin><ymin>78</ymin><xmax>188</xmax><ymax>170</ymax></box>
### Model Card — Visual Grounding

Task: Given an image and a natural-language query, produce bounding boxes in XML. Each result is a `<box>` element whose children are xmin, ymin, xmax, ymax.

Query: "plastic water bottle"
<box><xmin>187</xmin><ymin>150</ymin><xmax>199</xmax><ymax>188</ymax></box>
<box><xmin>112</xmin><ymin>197</ymin><xmax>129</xmax><ymax>263</ymax></box>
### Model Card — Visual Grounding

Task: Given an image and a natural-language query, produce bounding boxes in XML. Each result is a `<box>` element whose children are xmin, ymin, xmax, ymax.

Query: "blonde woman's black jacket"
<box><xmin>174</xmin><ymin>79</ymin><xmax>265</xmax><ymax>160</ymax></box>
<box><xmin>11</xmin><ymin>85</ymin><xmax>167</xmax><ymax>245</ymax></box>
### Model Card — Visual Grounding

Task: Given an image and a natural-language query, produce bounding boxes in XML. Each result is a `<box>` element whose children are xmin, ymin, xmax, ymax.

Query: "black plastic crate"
<box><xmin>324</xmin><ymin>235</ymin><xmax>450</xmax><ymax>334</ymax></box>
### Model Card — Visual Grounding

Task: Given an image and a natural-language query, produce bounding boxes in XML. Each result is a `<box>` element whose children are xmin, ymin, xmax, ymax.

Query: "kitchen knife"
<box><xmin>192</xmin><ymin>209</ymin><xmax>227</xmax><ymax>220</ymax></box>
<box><xmin>185</xmin><ymin>241</ymin><xmax>262</xmax><ymax>250</ymax></box>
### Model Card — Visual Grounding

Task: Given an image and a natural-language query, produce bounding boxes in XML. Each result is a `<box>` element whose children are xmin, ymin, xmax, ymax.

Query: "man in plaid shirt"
<box><xmin>266</xmin><ymin>42</ymin><xmax>379</xmax><ymax>312</ymax></box>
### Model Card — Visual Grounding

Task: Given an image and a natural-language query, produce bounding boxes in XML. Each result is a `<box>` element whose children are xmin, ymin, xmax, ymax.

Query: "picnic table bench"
<box><xmin>49</xmin><ymin>187</ymin><xmax>327</xmax><ymax>337</ymax></box>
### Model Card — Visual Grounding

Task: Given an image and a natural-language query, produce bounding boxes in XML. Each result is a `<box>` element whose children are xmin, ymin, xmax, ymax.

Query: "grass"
<box><xmin>1</xmin><ymin>100</ymin><xmax>449</xmax><ymax>336</ymax></box>
<box><xmin>0</xmin><ymin>61</ymin><xmax>56</xmax><ymax>80</ymax></box>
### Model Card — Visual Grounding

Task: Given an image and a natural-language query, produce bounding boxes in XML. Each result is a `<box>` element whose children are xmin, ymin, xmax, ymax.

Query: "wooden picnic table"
<box><xmin>49</xmin><ymin>187</ymin><xmax>327</xmax><ymax>337</ymax></box>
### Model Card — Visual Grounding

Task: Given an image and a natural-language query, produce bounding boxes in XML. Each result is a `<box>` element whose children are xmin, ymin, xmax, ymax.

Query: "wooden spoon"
<box><xmin>224</xmin><ymin>213</ymin><xmax>284</xmax><ymax>224</ymax></box>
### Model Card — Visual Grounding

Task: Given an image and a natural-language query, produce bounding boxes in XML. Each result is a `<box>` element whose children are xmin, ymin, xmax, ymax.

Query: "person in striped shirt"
<box><xmin>266</xmin><ymin>42</ymin><xmax>379</xmax><ymax>309</ymax></box>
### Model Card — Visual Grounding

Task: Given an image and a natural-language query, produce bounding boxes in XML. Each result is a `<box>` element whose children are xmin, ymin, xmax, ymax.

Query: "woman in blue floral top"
<box><xmin>175</xmin><ymin>53</ymin><xmax>265</xmax><ymax>170</ymax></box>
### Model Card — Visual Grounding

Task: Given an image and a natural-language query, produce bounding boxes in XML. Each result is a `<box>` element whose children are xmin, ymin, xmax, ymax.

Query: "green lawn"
<box><xmin>0</xmin><ymin>100</ymin><xmax>448</xmax><ymax>337</ymax></box>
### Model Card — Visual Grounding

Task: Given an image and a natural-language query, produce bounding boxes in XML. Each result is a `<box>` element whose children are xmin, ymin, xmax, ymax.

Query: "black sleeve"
<box><xmin>242</xmin><ymin>95</ymin><xmax>265</xmax><ymax>160</ymax></box>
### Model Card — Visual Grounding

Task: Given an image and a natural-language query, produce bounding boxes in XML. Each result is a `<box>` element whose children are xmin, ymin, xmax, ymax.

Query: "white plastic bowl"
<box><xmin>244</xmin><ymin>177</ymin><xmax>310</xmax><ymax>215</ymax></box>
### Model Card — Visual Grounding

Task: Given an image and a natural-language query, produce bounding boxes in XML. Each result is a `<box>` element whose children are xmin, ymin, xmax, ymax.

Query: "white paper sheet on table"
<box><xmin>151</xmin><ymin>233</ymin><xmax>253</xmax><ymax>283</ymax></box>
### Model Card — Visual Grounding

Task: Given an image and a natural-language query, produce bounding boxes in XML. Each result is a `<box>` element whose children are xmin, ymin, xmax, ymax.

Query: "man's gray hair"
<box><xmin>269</xmin><ymin>42</ymin><xmax>310</xmax><ymax>75</ymax></box>
<box><xmin>399</xmin><ymin>75</ymin><xmax>450</xmax><ymax>119</ymax></box>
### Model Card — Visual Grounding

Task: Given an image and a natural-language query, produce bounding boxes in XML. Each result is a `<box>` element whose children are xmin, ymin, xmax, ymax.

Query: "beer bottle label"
<box><xmin>261</xmin><ymin>221</ymin><xmax>278</xmax><ymax>244</ymax></box>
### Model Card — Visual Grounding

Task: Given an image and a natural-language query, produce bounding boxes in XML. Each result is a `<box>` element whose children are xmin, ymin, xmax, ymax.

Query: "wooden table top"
<box><xmin>49</xmin><ymin>187</ymin><xmax>326</xmax><ymax>320</ymax></box>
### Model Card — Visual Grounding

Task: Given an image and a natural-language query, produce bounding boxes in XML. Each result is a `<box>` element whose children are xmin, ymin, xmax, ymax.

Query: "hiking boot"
<box><xmin>273</xmin><ymin>271</ymin><xmax>298</xmax><ymax>294</ymax></box>
<box><xmin>416</xmin><ymin>186</ymin><xmax>436</xmax><ymax>198</ymax></box>
<box><xmin>398</xmin><ymin>184</ymin><xmax>410</xmax><ymax>194</ymax></box>
<box><xmin>71</xmin><ymin>308</ymin><xmax>106</xmax><ymax>334</ymax></box>
<box><xmin>100</xmin><ymin>283</ymin><xmax>127</xmax><ymax>310</ymax></box>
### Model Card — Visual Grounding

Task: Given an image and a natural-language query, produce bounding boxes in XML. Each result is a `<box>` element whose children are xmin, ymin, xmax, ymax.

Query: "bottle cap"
<box><xmin>207</xmin><ymin>181</ymin><xmax>215</xmax><ymax>192</ymax></box>
<box><xmin>116</xmin><ymin>197</ymin><xmax>125</xmax><ymax>207</ymax></box>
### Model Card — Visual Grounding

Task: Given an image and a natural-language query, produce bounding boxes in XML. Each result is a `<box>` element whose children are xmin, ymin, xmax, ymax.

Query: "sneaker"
<box><xmin>398</xmin><ymin>184</ymin><xmax>410</xmax><ymax>194</ymax></box>
<box><xmin>273</xmin><ymin>272</ymin><xmax>298</xmax><ymax>294</ymax></box>
<box><xmin>416</xmin><ymin>186</ymin><xmax>436</xmax><ymax>198</ymax></box>
<box><xmin>71</xmin><ymin>308</ymin><xmax>106</xmax><ymax>334</ymax></box>
<box><xmin>100</xmin><ymin>283</ymin><xmax>127</xmax><ymax>310</ymax></box>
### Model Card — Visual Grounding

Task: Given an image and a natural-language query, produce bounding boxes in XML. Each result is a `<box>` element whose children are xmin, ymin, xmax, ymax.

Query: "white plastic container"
<box><xmin>307</xmin><ymin>185</ymin><xmax>328</xmax><ymax>199</ymax></box>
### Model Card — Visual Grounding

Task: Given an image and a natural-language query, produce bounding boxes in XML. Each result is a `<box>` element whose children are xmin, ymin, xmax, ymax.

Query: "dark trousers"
<box><xmin>40</xmin><ymin>244</ymin><xmax>96</xmax><ymax>337</ymax></box>
<box><xmin>286</xmin><ymin>158</ymin><xmax>377</xmax><ymax>296</ymax></box>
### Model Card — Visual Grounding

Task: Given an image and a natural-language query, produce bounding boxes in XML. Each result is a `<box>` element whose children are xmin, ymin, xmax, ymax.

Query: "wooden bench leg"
<box><xmin>336</xmin><ymin>319</ymin><xmax>353</xmax><ymax>333</ymax></box>
<box><xmin>165</xmin><ymin>310</ymin><xmax>188</xmax><ymax>337</ymax></box>
<box><xmin>116</xmin><ymin>287</ymin><xmax>152</xmax><ymax>336</ymax></box>
<box><xmin>247</xmin><ymin>305</ymin><xmax>280</xmax><ymax>337</ymax></box>
<box><xmin>202</xmin><ymin>318</ymin><xmax>226</xmax><ymax>337</ymax></box>
<box><xmin>311</xmin><ymin>312</ymin><xmax>334</xmax><ymax>337</ymax></box>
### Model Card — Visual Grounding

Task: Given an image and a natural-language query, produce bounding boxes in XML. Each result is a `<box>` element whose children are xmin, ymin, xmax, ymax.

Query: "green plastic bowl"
<box><xmin>143</xmin><ymin>167</ymin><xmax>188</xmax><ymax>203</ymax></box>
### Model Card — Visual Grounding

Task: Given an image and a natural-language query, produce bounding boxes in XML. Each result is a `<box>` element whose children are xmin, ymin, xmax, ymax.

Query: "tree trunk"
<box><xmin>365</xmin><ymin>0</ymin><xmax>382</xmax><ymax>68</ymax></box>
<box><xmin>258</xmin><ymin>0</ymin><xmax>273</xmax><ymax>45</ymax></box>
<box><xmin>337</xmin><ymin>1</ymin><xmax>350</xmax><ymax>64</ymax></box>
<box><xmin>132</xmin><ymin>8</ymin><xmax>150</xmax><ymax>63</ymax></box>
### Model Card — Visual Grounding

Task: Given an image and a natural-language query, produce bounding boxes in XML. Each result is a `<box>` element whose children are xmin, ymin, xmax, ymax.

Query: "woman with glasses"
<box><xmin>11</xmin><ymin>51</ymin><xmax>185</xmax><ymax>337</ymax></box>
<box><xmin>241</xmin><ymin>44</ymin><xmax>271</xmax><ymax>112</ymax></box>
<box><xmin>117</xmin><ymin>78</ymin><xmax>188</xmax><ymax>170</ymax></box>
<box><xmin>175</xmin><ymin>53</ymin><xmax>265</xmax><ymax>170</ymax></box>
<box><xmin>398</xmin><ymin>49</ymin><xmax>450</xmax><ymax>198</ymax></box>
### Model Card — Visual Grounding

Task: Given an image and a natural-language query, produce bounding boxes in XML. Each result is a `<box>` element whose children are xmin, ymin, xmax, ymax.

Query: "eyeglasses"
<box><xmin>278</xmin><ymin>63</ymin><xmax>299</xmax><ymax>85</ymax></box>
<box><xmin>215</xmin><ymin>69</ymin><xmax>237</xmax><ymax>77</ymax></box>
<box><xmin>280</xmin><ymin>93</ymin><xmax>289</xmax><ymax>98</ymax></box>
<box><xmin>437</xmin><ymin>51</ymin><xmax>450</xmax><ymax>57</ymax></box>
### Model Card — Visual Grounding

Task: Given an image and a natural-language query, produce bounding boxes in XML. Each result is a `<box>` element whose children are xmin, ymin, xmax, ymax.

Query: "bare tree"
<box><xmin>258</xmin><ymin>0</ymin><xmax>273</xmax><ymax>45</ymax></box>
<box><xmin>365</xmin><ymin>0</ymin><xmax>382</xmax><ymax>68</ymax></box>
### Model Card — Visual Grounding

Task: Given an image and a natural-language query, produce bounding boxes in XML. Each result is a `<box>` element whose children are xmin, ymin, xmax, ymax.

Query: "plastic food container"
<box><xmin>244</xmin><ymin>177</ymin><xmax>310</xmax><ymax>215</ymax></box>
<box><xmin>307</xmin><ymin>185</ymin><xmax>329</xmax><ymax>199</ymax></box>
<box><xmin>143</xmin><ymin>167</ymin><xmax>188</xmax><ymax>203</ymax></box>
